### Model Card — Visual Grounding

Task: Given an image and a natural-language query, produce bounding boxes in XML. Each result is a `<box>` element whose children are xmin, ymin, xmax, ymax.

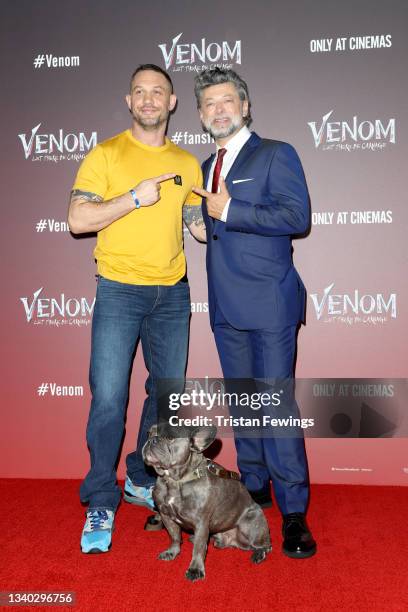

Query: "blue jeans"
<box><xmin>80</xmin><ymin>275</ymin><xmax>191</xmax><ymax>511</ymax></box>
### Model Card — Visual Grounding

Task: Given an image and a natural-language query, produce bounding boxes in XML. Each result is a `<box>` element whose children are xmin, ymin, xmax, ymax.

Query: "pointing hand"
<box><xmin>133</xmin><ymin>173</ymin><xmax>176</xmax><ymax>207</ymax></box>
<box><xmin>193</xmin><ymin>176</ymin><xmax>230</xmax><ymax>220</ymax></box>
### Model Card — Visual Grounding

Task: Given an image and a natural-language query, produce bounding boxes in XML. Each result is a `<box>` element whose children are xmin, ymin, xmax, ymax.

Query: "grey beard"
<box><xmin>202</xmin><ymin>117</ymin><xmax>242</xmax><ymax>140</ymax></box>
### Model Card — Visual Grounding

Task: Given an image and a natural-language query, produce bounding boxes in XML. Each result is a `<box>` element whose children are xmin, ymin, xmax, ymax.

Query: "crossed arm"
<box><xmin>68</xmin><ymin>179</ymin><xmax>206</xmax><ymax>242</ymax></box>
<box><xmin>68</xmin><ymin>189</ymin><xmax>134</xmax><ymax>234</ymax></box>
<box><xmin>68</xmin><ymin>173</ymin><xmax>176</xmax><ymax>234</ymax></box>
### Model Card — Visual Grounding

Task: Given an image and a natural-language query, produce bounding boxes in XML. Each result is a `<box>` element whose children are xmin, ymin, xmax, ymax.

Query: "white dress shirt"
<box><xmin>206</xmin><ymin>125</ymin><xmax>252</xmax><ymax>222</ymax></box>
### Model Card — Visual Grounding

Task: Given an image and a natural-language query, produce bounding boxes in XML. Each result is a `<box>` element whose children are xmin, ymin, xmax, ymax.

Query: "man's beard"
<box><xmin>202</xmin><ymin>114</ymin><xmax>243</xmax><ymax>139</ymax></box>
<box><xmin>131</xmin><ymin>108</ymin><xmax>169</xmax><ymax>131</ymax></box>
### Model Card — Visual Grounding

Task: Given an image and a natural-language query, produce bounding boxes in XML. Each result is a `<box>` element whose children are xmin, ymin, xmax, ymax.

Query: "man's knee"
<box><xmin>90</xmin><ymin>382</ymin><xmax>128</xmax><ymax>419</ymax></box>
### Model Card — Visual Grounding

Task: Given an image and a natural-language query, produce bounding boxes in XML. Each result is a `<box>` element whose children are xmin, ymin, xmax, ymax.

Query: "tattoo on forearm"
<box><xmin>183</xmin><ymin>205</ymin><xmax>205</xmax><ymax>228</ymax></box>
<box><xmin>71</xmin><ymin>189</ymin><xmax>103</xmax><ymax>203</ymax></box>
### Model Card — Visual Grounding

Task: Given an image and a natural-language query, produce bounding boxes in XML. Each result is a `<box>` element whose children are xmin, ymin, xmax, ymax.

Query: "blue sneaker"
<box><xmin>123</xmin><ymin>476</ymin><xmax>155</xmax><ymax>509</ymax></box>
<box><xmin>81</xmin><ymin>509</ymin><xmax>115</xmax><ymax>554</ymax></box>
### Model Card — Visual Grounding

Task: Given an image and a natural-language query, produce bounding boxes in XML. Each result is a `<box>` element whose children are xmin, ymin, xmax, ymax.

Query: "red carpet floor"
<box><xmin>0</xmin><ymin>480</ymin><xmax>407</xmax><ymax>611</ymax></box>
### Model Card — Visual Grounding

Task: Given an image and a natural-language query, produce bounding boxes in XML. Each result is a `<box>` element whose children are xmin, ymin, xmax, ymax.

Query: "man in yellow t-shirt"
<box><xmin>68</xmin><ymin>64</ymin><xmax>205</xmax><ymax>554</ymax></box>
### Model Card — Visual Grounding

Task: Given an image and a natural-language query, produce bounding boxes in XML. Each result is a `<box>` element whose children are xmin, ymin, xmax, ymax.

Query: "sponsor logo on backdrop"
<box><xmin>36</xmin><ymin>219</ymin><xmax>70</xmax><ymax>233</ymax></box>
<box><xmin>18</xmin><ymin>123</ymin><xmax>97</xmax><ymax>162</ymax></box>
<box><xmin>312</xmin><ymin>210</ymin><xmax>393</xmax><ymax>226</ymax></box>
<box><xmin>33</xmin><ymin>53</ymin><xmax>80</xmax><ymax>69</ymax></box>
<box><xmin>310</xmin><ymin>283</ymin><xmax>397</xmax><ymax>325</ymax></box>
<box><xmin>191</xmin><ymin>302</ymin><xmax>209</xmax><ymax>313</ymax></box>
<box><xmin>37</xmin><ymin>382</ymin><xmax>84</xmax><ymax>397</ymax></box>
<box><xmin>171</xmin><ymin>131</ymin><xmax>214</xmax><ymax>146</ymax></box>
<box><xmin>20</xmin><ymin>288</ymin><xmax>95</xmax><ymax>327</ymax></box>
<box><xmin>310</xmin><ymin>34</ymin><xmax>392</xmax><ymax>53</ymax></box>
<box><xmin>159</xmin><ymin>32</ymin><xmax>241</xmax><ymax>72</ymax></box>
<box><xmin>185</xmin><ymin>376</ymin><xmax>225</xmax><ymax>395</ymax></box>
<box><xmin>308</xmin><ymin>110</ymin><xmax>395</xmax><ymax>151</ymax></box>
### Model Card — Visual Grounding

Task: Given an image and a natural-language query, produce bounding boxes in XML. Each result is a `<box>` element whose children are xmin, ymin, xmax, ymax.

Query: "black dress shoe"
<box><xmin>282</xmin><ymin>512</ymin><xmax>316</xmax><ymax>558</ymax></box>
<box><xmin>249</xmin><ymin>488</ymin><xmax>273</xmax><ymax>508</ymax></box>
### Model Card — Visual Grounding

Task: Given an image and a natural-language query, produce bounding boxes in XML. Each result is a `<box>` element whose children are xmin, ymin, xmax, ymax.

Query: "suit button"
<box><xmin>213</xmin><ymin>235</ymin><xmax>218</xmax><ymax>240</ymax></box>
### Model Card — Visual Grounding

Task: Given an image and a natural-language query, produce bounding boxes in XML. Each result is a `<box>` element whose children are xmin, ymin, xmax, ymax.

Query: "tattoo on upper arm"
<box><xmin>70</xmin><ymin>189</ymin><xmax>103</xmax><ymax>203</ymax></box>
<box><xmin>183</xmin><ymin>204</ymin><xmax>205</xmax><ymax>228</ymax></box>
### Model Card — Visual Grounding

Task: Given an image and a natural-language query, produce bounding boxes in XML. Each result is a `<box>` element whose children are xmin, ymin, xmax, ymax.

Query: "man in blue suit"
<box><xmin>193</xmin><ymin>68</ymin><xmax>316</xmax><ymax>558</ymax></box>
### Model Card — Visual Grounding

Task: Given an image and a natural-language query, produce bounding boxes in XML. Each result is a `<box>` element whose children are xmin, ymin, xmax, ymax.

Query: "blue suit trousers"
<box><xmin>213</xmin><ymin>309</ymin><xmax>309</xmax><ymax>515</ymax></box>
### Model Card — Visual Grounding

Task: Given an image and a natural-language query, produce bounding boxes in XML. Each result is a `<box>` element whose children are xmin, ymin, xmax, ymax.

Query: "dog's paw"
<box><xmin>251</xmin><ymin>548</ymin><xmax>269</xmax><ymax>564</ymax></box>
<box><xmin>185</xmin><ymin>567</ymin><xmax>205</xmax><ymax>581</ymax></box>
<box><xmin>212</xmin><ymin>535</ymin><xmax>225</xmax><ymax>549</ymax></box>
<box><xmin>158</xmin><ymin>548</ymin><xmax>179</xmax><ymax>561</ymax></box>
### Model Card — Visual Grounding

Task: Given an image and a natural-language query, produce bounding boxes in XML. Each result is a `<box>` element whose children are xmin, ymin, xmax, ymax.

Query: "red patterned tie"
<box><xmin>211</xmin><ymin>148</ymin><xmax>227</xmax><ymax>193</ymax></box>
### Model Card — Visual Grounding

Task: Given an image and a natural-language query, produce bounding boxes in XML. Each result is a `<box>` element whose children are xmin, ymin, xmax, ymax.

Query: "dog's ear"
<box><xmin>148</xmin><ymin>424</ymin><xmax>159</xmax><ymax>437</ymax></box>
<box><xmin>190</xmin><ymin>426</ymin><xmax>217</xmax><ymax>452</ymax></box>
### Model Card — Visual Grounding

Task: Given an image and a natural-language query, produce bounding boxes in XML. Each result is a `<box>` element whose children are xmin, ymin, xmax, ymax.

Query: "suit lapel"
<box><xmin>202</xmin><ymin>153</ymin><xmax>216</xmax><ymax>227</ymax></box>
<box><xmin>224</xmin><ymin>132</ymin><xmax>261</xmax><ymax>189</ymax></box>
<box><xmin>202</xmin><ymin>153</ymin><xmax>215</xmax><ymax>189</ymax></box>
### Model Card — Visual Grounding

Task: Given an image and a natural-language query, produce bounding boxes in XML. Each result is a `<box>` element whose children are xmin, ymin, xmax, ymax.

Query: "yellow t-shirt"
<box><xmin>72</xmin><ymin>129</ymin><xmax>203</xmax><ymax>285</ymax></box>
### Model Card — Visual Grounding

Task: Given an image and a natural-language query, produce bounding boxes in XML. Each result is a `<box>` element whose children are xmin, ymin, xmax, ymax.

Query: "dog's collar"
<box><xmin>170</xmin><ymin>459</ymin><xmax>240</xmax><ymax>484</ymax></box>
<box><xmin>206</xmin><ymin>460</ymin><xmax>241</xmax><ymax>481</ymax></box>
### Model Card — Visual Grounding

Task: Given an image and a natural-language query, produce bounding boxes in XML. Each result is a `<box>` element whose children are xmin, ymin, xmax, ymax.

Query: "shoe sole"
<box><xmin>81</xmin><ymin>524</ymin><xmax>115</xmax><ymax>554</ymax></box>
<box><xmin>81</xmin><ymin>544</ymin><xmax>111</xmax><ymax>554</ymax></box>
<box><xmin>123</xmin><ymin>491</ymin><xmax>154</xmax><ymax>509</ymax></box>
<box><xmin>282</xmin><ymin>546</ymin><xmax>317</xmax><ymax>559</ymax></box>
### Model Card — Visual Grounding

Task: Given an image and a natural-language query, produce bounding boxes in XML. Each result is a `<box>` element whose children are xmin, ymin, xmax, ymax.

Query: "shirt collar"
<box><xmin>216</xmin><ymin>125</ymin><xmax>252</xmax><ymax>155</ymax></box>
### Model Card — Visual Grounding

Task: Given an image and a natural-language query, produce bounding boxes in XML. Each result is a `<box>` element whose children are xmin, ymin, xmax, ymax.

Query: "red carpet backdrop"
<box><xmin>1</xmin><ymin>0</ymin><xmax>407</xmax><ymax>483</ymax></box>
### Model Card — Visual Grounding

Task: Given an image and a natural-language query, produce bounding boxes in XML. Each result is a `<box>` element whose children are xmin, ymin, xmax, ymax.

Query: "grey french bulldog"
<box><xmin>142</xmin><ymin>424</ymin><xmax>271</xmax><ymax>581</ymax></box>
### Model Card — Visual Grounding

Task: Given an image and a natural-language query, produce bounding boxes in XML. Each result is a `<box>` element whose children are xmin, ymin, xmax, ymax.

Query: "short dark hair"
<box><xmin>194</xmin><ymin>67</ymin><xmax>252</xmax><ymax>126</ymax></box>
<box><xmin>130</xmin><ymin>64</ymin><xmax>174</xmax><ymax>93</ymax></box>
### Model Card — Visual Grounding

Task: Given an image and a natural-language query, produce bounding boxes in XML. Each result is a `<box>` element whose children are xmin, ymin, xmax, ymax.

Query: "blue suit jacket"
<box><xmin>202</xmin><ymin>132</ymin><xmax>310</xmax><ymax>331</ymax></box>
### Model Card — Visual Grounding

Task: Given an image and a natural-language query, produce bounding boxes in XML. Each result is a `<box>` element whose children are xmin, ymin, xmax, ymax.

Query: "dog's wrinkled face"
<box><xmin>142</xmin><ymin>424</ymin><xmax>216</xmax><ymax>479</ymax></box>
<box><xmin>143</xmin><ymin>432</ymin><xmax>190</xmax><ymax>475</ymax></box>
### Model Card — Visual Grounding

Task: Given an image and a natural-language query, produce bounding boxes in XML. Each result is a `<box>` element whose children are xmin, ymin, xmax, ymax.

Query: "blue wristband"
<box><xmin>130</xmin><ymin>188</ymin><xmax>141</xmax><ymax>208</ymax></box>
